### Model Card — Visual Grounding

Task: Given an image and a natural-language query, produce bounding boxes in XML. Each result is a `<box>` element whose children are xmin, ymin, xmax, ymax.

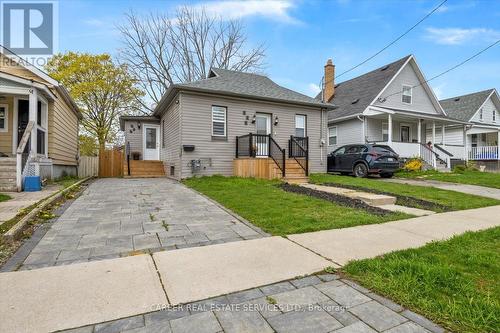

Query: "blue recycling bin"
<box><xmin>24</xmin><ymin>176</ymin><xmax>41</xmax><ymax>192</ymax></box>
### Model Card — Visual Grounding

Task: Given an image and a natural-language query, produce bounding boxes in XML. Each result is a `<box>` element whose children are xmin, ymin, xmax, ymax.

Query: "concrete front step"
<box><xmin>0</xmin><ymin>185</ymin><xmax>18</xmax><ymax>191</ymax></box>
<box><xmin>378</xmin><ymin>204</ymin><xmax>435</xmax><ymax>216</ymax></box>
<box><xmin>284</xmin><ymin>177</ymin><xmax>309</xmax><ymax>184</ymax></box>
<box><xmin>302</xmin><ymin>184</ymin><xmax>397</xmax><ymax>206</ymax></box>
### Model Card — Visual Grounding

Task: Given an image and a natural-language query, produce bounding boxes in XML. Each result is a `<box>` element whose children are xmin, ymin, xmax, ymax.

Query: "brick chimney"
<box><xmin>323</xmin><ymin>59</ymin><xmax>335</xmax><ymax>102</ymax></box>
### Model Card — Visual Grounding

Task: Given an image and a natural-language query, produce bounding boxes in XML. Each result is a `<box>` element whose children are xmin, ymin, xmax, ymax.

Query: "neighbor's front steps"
<box><xmin>301</xmin><ymin>183</ymin><xmax>435</xmax><ymax>216</ymax></box>
<box><xmin>0</xmin><ymin>157</ymin><xmax>17</xmax><ymax>192</ymax></box>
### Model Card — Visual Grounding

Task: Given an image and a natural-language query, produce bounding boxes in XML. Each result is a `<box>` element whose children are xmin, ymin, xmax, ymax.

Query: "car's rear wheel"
<box><xmin>380</xmin><ymin>172</ymin><xmax>394</xmax><ymax>178</ymax></box>
<box><xmin>353</xmin><ymin>163</ymin><xmax>368</xmax><ymax>178</ymax></box>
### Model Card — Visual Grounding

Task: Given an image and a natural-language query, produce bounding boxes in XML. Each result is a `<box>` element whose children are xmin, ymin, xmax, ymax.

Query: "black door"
<box><xmin>328</xmin><ymin>146</ymin><xmax>346</xmax><ymax>172</ymax></box>
<box><xmin>18</xmin><ymin>100</ymin><xmax>30</xmax><ymax>151</ymax></box>
<box><xmin>342</xmin><ymin>145</ymin><xmax>362</xmax><ymax>170</ymax></box>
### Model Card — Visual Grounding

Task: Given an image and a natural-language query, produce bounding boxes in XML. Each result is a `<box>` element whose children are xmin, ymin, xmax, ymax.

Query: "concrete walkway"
<box><xmin>1</xmin><ymin>205</ymin><xmax>498</xmax><ymax>332</ymax></box>
<box><xmin>386</xmin><ymin>178</ymin><xmax>500</xmax><ymax>200</ymax></box>
<box><xmin>0</xmin><ymin>184</ymin><xmax>61</xmax><ymax>223</ymax></box>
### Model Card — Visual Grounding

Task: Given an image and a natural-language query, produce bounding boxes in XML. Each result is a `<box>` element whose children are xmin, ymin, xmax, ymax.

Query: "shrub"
<box><xmin>403</xmin><ymin>158</ymin><xmax>423</xmax><ymax>172</ymax></box>
<box><xmin>453</xmin><ymin>165</ymin><xmax>466</xmax><ymax>173</ymax></box>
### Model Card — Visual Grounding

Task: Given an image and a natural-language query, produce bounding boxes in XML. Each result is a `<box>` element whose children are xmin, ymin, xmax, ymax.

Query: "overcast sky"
<box><xmin>58</xmin><ymin>0</ymin><xmax>499</xmax><ymax>99</ymax></box>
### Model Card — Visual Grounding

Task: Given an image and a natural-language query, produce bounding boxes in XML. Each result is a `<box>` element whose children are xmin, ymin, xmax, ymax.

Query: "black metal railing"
<box><xmin>289</xmin><ymin>136</ymin><xmax>309</xmax><ymax>176</ymax></box>
<box><xmin>236</xmin><ymin>133</ymin><xmax>286</xmax><ymax>176</ymax></box>
<box><xmin>269</xmin><ymin>136</ymin><xmax>286</xmax><ymax>177</ymax></box>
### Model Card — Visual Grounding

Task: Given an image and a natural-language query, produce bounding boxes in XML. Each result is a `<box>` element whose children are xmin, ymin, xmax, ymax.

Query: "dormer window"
<box><xmin>479</xmin><ymin>108</ymin><xmax>483</xmax><ymax>121</ymax></box>
<box><xmin>402</xmin><ymin>85</ymin><xmax>412</xmax><ymax>104</ymax></box>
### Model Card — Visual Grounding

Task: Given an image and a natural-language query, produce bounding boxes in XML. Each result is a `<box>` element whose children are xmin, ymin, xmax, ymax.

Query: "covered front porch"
<box><xmin>466</xmin><ymin>127</ymin><xmax>500</xmax><ymax>161</ymax></box>
<box><xmin>363</xmin><ymin>107</ymin><xmax>466</xmax><ymax>169</ymax></box>
<box><xmin>0</xmin><ymin>74</ymin><xmax>52</xmax><ymax>191</ymax></box>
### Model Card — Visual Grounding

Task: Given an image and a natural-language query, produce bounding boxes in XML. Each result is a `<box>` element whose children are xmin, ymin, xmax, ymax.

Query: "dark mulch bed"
<box><xmin>279</xmin><ymin>183</ymin><xmax>391</xmax><ymax>216</ymax></box>
<box><xmin>319</xmin><ymin>182</ymin><xmax>450</xmax><ymax>212</ymax></box>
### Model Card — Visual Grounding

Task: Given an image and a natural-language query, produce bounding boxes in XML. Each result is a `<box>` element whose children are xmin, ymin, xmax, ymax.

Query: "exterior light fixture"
<box><xmin>251</xmin><ymin>114</ymin><xmax>256</xmax><ymax>124</ymax></box>
<box><xmin>274</xmin><ymin>115</ymin><xmax>279</xmax><ymax>126</ymax></box>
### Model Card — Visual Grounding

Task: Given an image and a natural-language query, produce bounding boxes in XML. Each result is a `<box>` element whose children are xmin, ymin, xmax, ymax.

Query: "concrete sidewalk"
<box><xmin>289</xmin><ymin>205</ymin><xmax>500</xmax><ymax>265</ymax></box>
<box><xmin>2</xmin><ymin>205</ymin><xmax>499</xmax><ymax>332</ymax></box>
<box><xmin>386</xmin><ymin>178</ymin><xmax>500</xmax><ymax>200</ymax></box>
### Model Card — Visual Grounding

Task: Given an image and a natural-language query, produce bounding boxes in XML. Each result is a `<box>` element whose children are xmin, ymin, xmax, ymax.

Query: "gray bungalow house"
<box><xmin>440</xmin><ymin>89</ymin><xmax>500</xmax><ymax>170</ymax></box>
<box><xmin>320</xmin><ymin>55</ymin><xmax>467</xmax><ymax>170</ymax></box>
<box><xmin>120</xmin><ymin>68</ymin><xmax>334</xmax><ymax>182</ymax></box>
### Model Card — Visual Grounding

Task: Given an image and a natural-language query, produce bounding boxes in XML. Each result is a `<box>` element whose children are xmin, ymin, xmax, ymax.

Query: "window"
<box><xmin>402</xmin><ymin>85</ymin><xmax>412</xmax><ymax>104</ymax></box>
<box><xmin>212</xmin><ymin>106</ymin><xmax>227</xmax><ymax>137</ymax></box>
<box><xmin>295</xmin><ymin>115</ymin><xmax>306</xmax><ymax>137</ymax></box>
<box><xmin>37</xmin><ymin>128</ymin><xmax>45</xmax><ymax>154</ymax></box>
<box><xmin>328</xmin><ymin>126</ymin><xmax>337</xmax><ymax>145</ymax></box>
<box><xmin>382</xmin><ymin>122</ymin><xmax>388</xmax><ymax>141</ymax></box>
<box><xmin>0</xmin><ymin>104</ymin><xmax>7</xmax><ymax>131</ymax></box>
<box><xmin>479</xmin><ymin>108</ymin><xmax>483</xmax><ymax>121</ymax></box>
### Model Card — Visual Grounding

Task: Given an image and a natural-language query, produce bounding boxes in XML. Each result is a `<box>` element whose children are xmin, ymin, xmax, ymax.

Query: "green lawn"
<box><xmin>51</xmin><ymin>176</ymin><xmax>81</xmax><ymax>188</ymax></box>
<box><xmin>184</xmin><ymin>176</ymin><xmax>410</xmax><ymax>235</ymax></box>
<box><xmin>310</xmin><ymin>174</ymin><xmax>500</xmax><ymax>212</ymax></box>
<box><xmin>343</xmin><ymin>227</ymin><xmax>500</xmax><ymax>333</ymax></box>
<box><xmin>396</xmin><ymin>170</ymin><xmax>500</xmax><ymax>189</ymax></box>
<box><xmin>0</xmin><ymin>193</ymin><xmax>11</xmax><ymax>203</ymax></box>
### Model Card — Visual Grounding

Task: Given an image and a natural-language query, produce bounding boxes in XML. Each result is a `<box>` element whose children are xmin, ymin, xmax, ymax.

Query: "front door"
<box><xmin>255</xmin><ymin>113</ymin><xmax>271</xmax><ymax>157</ymax></box>
<box><xmin>400</xmin><ymin>125</ymin><xmax>410</xmax><ymax>142</ymax></box>
<box><xmin>143</xmin><ymin>125</ymin><xmax>160</xmax><ymax>160</ymax></box>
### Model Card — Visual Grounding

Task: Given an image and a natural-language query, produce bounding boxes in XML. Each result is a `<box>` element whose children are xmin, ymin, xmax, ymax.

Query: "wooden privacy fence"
<box><xmin>98</xmin><ymin>150</ymin><xmax>123</xmax><ymax>177</ymax></box>
<box><xmin>78</xmin><ymin>156</ymin><xmax>99</xmax><ymax>178</ymax></box>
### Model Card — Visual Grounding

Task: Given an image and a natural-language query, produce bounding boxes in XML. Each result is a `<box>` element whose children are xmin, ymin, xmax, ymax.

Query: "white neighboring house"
<box><xmin>321</xmin><ymin>55</ymin><xmax>467</xmax><ymax>170</ymax></box>
<box><xmin>440</xmin><ymin>89</ymin><xmax>500</xmax><ymax>171</ymax></box>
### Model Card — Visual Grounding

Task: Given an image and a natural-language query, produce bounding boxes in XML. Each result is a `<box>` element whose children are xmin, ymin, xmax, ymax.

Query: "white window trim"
<box><xmin>211</xmin><ymin>106</ymin><xmax>227</xmax><ymax>137</ymax></box>
<box><xmin>328</xmin><ymin>126</ymin><xmax>337</xmax><ymax>146</ymax></box>
<box><xmin>0</xmin><ymin>104</ymin><xmax>8</xmax><ymax>133</ymax></box>
<box><xmin>36</xmin><ymin>99</ymin><xmax>49</xmax><ymax>157</ymax></box>
<box><xmin>295</xmin><ymin>114</ymin><xmax>306</xmax><ymax>137</ymax></box>
<box><xmin>402</xmin><ymin>85</ymin><xmax>412</xmax><ymax>104</ymax></box>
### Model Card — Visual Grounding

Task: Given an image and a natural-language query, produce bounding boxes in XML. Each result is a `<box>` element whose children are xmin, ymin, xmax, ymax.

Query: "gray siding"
<box><xmin>471</xmin><ymin>97</ymin><xmax>499</xmax><ymax>125</ymax></box>
<box><xmin>328</xmin><ymin>118</ymin><xmax>362</xmax><ymax>152</ymax></box>
<box><xmin>123</xmin><ymin>119</ymin><xmax>160</xmax><ymax>160</ymax></box>
<box><xmin>159</xmin><ymin>96</ymin><xmax>181</xmax><ymax>179</ymax></box>
<box><xmin>374</xmin><ymin>62</ymin><xmax>441</xmax><ymax>114</ymax></box>
<box><xmin>179</xmin><ymin>92</ymin><xmax>327</xmax><ymax>178</ymax></box>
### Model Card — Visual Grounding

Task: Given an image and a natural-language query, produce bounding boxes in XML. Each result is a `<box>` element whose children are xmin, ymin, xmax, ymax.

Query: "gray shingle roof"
<box><xmin>317</xmin><ymin>55</ymin><xmax>411</xmax><ymax>121</ymax></box>
<box><xmin>440</xmin><ymin>89</ymin><xmax>494</xmax><ymax>122</ymax></box>
<box><xmin>177</xmin><ymin>68</ymin><xmax>333</xmax><ymax>108</ymax></box>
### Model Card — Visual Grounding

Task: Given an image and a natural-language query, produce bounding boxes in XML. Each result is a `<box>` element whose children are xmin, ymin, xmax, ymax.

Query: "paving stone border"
<box><xmin>0</xmin><ymin>183</ymin><xmax>90</xmax><ymax>272</ymax></box>
<box><xmin>2</xmin><ymin>177</ymin><xmax>92</xmax><ymax>242</ymax></box>
<box><xmin>59</xmin><ymin>273</ymin><xmax>445</xmax><ymax>333</ymax></box>
<box><xmin>280</xmin><ymin>183</ymin><xmax>391</xmax><ymax>215</ymax></box>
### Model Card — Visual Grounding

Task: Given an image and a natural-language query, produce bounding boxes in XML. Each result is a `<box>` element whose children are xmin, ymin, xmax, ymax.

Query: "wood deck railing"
<box><xmin>468</xmin><ymin>146</ymin><xmax>499</xmax><ymax>160</ymax></box>
<box><xmin>236</xmin><ymin>133</ymin><xmax>286</xmax><ymax>176</ymax></box>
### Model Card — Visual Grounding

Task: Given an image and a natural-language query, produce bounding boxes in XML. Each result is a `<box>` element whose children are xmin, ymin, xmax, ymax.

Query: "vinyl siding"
<box><xmin>374</xmin><ymin>62</ymin><xmax>441</xmax><ymax>114</ymax></box>
<box><xmin>0</xmin><ymin>54</ymin><xmax>50</xmax><ymax>85</ymax></box>
<box><xmin>159</xmin><ymin>96</ymin><xmax>181</xmax><ymax>179</ymax></box>
<box><xmin>328</xmin><ymin>118</ymin><xmax>362</xmax><ymax>152</ymax></box>
<box><xmin>0</xmin><ymin>96</ymin><xmax>14</xmax><ymax>154</ymax></box>
<box><xmin>123</xmin><ymin>119</ymin><xmax>160</xmax><ymax>160</ymax></box>
<box><xmin>179</xmin><ymin>92</ymin><xmax>327</xmax><ymax>178</ymax></box>
<box><xmin>48</xmin><ymin>94</ymin><xmax>79</xmax><ymax>166</ymax></box>
<box><xmin>471</xmin><ymin>97</ymin><xmax>499</xmax><ymax>125</ymax></box>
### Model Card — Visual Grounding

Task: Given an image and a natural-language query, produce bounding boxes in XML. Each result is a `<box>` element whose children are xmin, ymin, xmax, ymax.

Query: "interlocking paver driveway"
<box><xmin>21</xmin><ymin>178</ymin><xmax>265</xmax><ymax>269</ymax></box>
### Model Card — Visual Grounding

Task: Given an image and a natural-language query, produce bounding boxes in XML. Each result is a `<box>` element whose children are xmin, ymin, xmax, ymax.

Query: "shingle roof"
<box><xmin>316</xmin><ymin>55</ymin><xmax>411</xmax><ymax>121</ymax></box>
<box><xmin>439</xmin><ymin>89</ymin><xmax>495</xmax><ymax>122</ymax></box>
<box><xmin>177</xmin><ymin>68</ymin><xmax>333</xmax><ymax>108</ymax></box>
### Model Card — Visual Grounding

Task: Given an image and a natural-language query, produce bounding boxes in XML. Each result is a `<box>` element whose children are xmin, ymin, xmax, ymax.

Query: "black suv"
<box><xmin>327</xmin><ymin>144</ymin><xmax>399</xmax><ymax>178</ymax></box>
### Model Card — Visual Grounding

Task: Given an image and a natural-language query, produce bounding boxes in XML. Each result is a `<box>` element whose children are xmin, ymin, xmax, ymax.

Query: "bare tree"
<box><xmin>118</xmin><ymin>6</ymin><xmax>266</xmax><ymax>112</ymax></box>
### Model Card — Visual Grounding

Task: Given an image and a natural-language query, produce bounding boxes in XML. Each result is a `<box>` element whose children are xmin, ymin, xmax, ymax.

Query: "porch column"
<box><xmin>464</xmin><ymin>125</ymin><xmax>468</xmax><ymax>162</ymax></box>
<box><xmin>498</xmin><ymin>131</ymin><xmax>500</xmax><ymax>160</ymax></box>
<box><xmin>417</xmin><ymin>119</ymin><xmax>422</xmax><ymax>143</ymax></box>
<box><xmin>432</xmin><ymin>121</ymin><xmax>436</xmax><ymax>145</ymax></box>
<box><xmin>442</xmin><ymin>124</ymin><xmax>446</xmax><ymax>146</ymax></box>
<box><xmin>29</xmin><ymin>88</ymin><xmax>38</xmax><ymax>155</ymax></box>
<box><xmin>387</xmin><ymin>114</ymin><xmax>393</xmax><ymax>144</ymax></box>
